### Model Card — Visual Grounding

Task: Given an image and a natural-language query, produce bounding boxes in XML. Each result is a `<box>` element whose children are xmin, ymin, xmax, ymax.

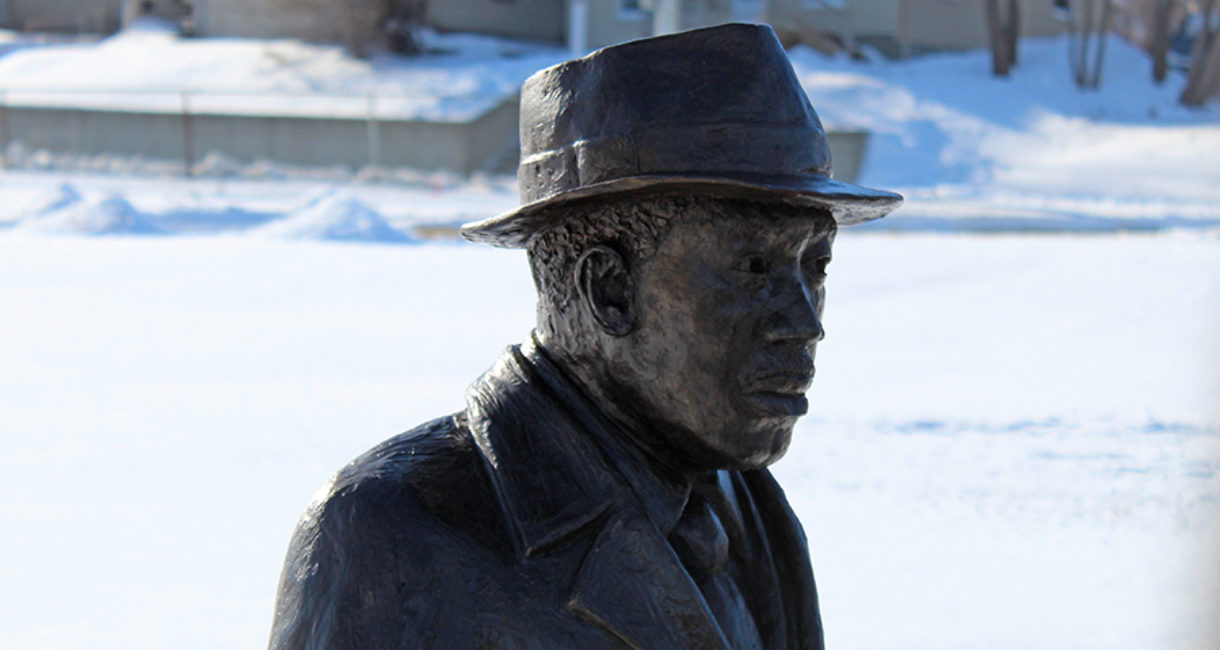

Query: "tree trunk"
<box><xmin>1006</xmin><ymin>0</ymin><xmax>1020</xmax><ymax>67</ymax></box>
<box><xmin>1088</xmin><ymin>0</ymin><xmax>1113</xmax><ymax>87</ymax></box>
<box><xmin>1071</xmin><ymin>0</ymin><xmax>1091</xmax><ymax>85</ymax></box>
<box><xmin>1181</xmin><ymin>0</ymin><xmax>1220</xmax><ymax>105</ymax></box>
<box><xmin>341</xmin><ymin>0</ymin><xmax>383</xmax><ymax>58</ymax></box>
<box><xmin>1067</xmin><ymin>0</ymin><xmax>1112</xmax><ymax>89</ymax></box>
<box><xmin>384</xmin><ymin>0</ymin><xmax>429</xmax><ymax>54</ymax></box>
<box><xmin>985</xmin><ymin>0</ymin><xmax>1016</xmax><ymax>76</ymax></box>
<box><xmin>1151</xmin><ymin>0</ymin><xmax>1174</xmax><ymax>83</ymax></box>
<box><xmin>119</xmin><ymin>0</ymin><xmax>142</xmax><ymax>29</ymax></box>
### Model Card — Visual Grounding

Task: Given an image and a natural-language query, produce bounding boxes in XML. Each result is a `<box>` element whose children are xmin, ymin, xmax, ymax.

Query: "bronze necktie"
<box><xmin>669</xmin><ymin>475</ymin><xmax>764</xmax><ymax>650</ymax></box>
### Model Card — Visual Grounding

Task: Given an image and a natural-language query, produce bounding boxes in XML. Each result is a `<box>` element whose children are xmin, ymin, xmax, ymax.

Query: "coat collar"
<box><xmin>465</xmin><ymin>340</ymin><xmax>731</xmax><ymax>650</ymax></box>
<box><xmin>524</xmin><ymin>337</ymin><xmax>690</xmax><ymax>537</ymax></box>
<box><xmin>465</xmin><ymin>340</ymin><xmax>623</xmax><ymax>557</ymax></box>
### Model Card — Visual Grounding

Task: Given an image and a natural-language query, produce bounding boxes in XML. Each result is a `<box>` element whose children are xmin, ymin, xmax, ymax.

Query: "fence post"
<box><xmin>180</xmin><ymin>90</ymin><xmax>194</xmax><ymax>177</ymax></box>
<box><xmin>366</xmin><ymin>92</ymin><xmax>381</xmax><ymax>169</ymax></box>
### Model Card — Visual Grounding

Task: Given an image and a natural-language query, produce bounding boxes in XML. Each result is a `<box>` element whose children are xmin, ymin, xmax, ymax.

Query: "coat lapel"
<box><xmin>567</xmin><ymin>514</ymin><xmax>731</xmax><ymax>650</ymax></box>
<box><xmin>466</xmin><ymin>344</ymin><xmax>728</xmax><ymax>649</ymax></box>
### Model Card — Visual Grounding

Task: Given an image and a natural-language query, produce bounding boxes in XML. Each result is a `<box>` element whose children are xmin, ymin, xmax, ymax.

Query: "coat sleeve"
<box><xmin>268</xmin><ymin>415</ymin><xmax>515</xmax><ymax>650</ymax></box>
<box><xmin>267</xmin><ymin>473</ymin><xmax>424</xmax><ymax>643</ymax></box>
<box><xmin>267</xmin><ymin>474</ymin><xmax>456</xmax><ymax>650</ymax></box>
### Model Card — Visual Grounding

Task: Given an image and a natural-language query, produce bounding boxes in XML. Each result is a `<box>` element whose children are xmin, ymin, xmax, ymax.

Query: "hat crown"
<box><xmin>459</xmin><ymin>23</ymin><xmax>902</xmax><ymax>248</ymax></box>
<box><xmin>517</xmin><ymin>23</ymin><xmax>831</xmax><ymax>205</ymax></box>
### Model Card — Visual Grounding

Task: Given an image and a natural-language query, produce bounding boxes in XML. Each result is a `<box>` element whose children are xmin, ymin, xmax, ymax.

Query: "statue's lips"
<box><xmin>741</xmin><ymin>372</ymin><xmax>814</xmax><ymax>416</ymax></box>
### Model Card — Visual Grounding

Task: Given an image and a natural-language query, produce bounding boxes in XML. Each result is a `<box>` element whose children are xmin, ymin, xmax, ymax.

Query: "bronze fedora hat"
<box><xmin>461</xmin><ymin>22</ymin><xmax>902</xmax><ymax>248</ymax></box>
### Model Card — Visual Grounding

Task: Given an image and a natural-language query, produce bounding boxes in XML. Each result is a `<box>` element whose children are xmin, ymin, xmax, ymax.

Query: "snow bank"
<box><xmin>12</xmin><ymin>191</ymin><xmax>163</xmax><ymax>235</ymax></box>
<box><xmin>0</xmin><ymin>177</ymin><xmax>439</xmax><ymax>242</ymax></box>
<box><xmin>0</xmin><ymin>182</ymin><xmax>82</xmax><ymax>223</ymax></box>
<box><xmin>789</xmin><ymin>35</ymin><xmax>1220</xmax><ymax>230</ymax></box>
<box><xmin>0</xmin><ymin>30</ymin><xmax>1213</xmax><ymax>234</ymax></box>
<box><xmin>254</xmin><ymin>191</ymin><xmax>414</xmax><ymax>243</ymax></box>
<box><xmin>0</xmin><ymin>24</ymin><xmax>567</xmax><ymax>121</ymax></box>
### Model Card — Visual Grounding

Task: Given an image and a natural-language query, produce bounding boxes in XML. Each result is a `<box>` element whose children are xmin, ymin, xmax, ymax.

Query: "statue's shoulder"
<box><xmin>270</xmin><ymin>413</ymin><xmax>512</xmax><ymax>648</ymax></box>
<box><xmin>309</xmin><ymin>412</ymin><xmax>504</xmax><ymax>550</ymax></box>
<box><xmin>334</xmin><ymin>412</ymin><xmax>479</xmax><ymax>494</ymax></box>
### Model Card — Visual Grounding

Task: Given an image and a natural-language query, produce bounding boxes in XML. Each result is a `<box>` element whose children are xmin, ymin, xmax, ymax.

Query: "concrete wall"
<box><xmin>7</xmin><ymin>0</ymin><xmax>122</xmax><ymax>33</ymax></box>
<box><xmin>825</xmin><ymin>130</ymin><xmax>866</xmax><ymax>184</ymax></box>
<box><xmin>0</xmin><ymin>98</ymin><xmax>868</xmax><ymax>181</ymax></box>
<box><xmin>428</xmin><ymin>0</ymin><xmax>566</xmax><ymax>43</ymax></box>
<box><xmin>0</xmin><ymin>98</ymin><xmax>523</xmax><ymax>174</ymax></box>
<box><xmin>464</xmin><ymin>92</ymin><xmax>522</xmax><ymax>172</ymax></box>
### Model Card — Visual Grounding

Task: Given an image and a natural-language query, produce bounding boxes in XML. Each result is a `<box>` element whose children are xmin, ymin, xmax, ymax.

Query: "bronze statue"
<box><xmin>269</xmin><ymin>23</ymin><xmax>901</xmax><ymax>650</ymax></box>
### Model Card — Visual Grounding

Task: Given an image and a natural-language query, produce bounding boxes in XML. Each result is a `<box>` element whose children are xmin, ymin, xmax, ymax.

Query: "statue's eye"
<box><xmin>732</xmin><ymin>255</ymin><xmax>769</xmax><ymax>275</ymax></box>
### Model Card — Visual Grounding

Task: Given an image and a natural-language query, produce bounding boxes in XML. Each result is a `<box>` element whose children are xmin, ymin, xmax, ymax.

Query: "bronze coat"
<box><xmin>269</xmin><ymin>343</ymin><xmax>824</xmax><ymax>649</ymax></box>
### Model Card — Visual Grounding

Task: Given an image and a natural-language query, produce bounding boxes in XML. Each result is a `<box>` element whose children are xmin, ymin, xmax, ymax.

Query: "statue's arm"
<box><xmin>267</xmin><ymin>498</ymin><xmax>339</xmax><ymax>650</ymax></box>
<box><xmin>268</xmin><ymin>418</ymin><xmax>508</xmax><ymax>649</ymax></box>
<box><xmin>267</xmin><ymin>479</ymin><xmax>451</xmax><ymax>650</ymax></box>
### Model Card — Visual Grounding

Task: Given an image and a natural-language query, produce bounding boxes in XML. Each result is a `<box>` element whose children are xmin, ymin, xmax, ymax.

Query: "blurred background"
<box><xmin>0</xmin><ymin>1</ymin><xmax>1217</xmax><ymax>648</ymax></box>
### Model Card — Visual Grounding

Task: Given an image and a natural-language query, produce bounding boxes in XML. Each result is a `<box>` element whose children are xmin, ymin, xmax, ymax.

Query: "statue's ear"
<box><xmin>575</xmin><ymin>245</ymin><xmax>635</xmax><ymax>336</ymax></box>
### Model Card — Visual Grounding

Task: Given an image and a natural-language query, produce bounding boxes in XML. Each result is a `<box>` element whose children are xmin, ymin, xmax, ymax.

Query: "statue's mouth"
<box><xmin>745</xmin><ymin>372</ymin><xmax>814</xmax><ymax>394</ymax></box>
<box><xmin>741</xmin><ymin>390</ymin><xmax>810</xmax><ymax>417</ymax></box>
<box><xmin>741</xmin><ymin>371</ymin><xmax>814</xmax><ymax>416</ymax></box>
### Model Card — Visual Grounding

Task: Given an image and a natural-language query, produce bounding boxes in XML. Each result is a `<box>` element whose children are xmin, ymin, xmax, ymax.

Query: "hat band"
<box><xmin>517</xmin><ymin>123</ymin><xmax>833</xmax><ymax>205</ymax></box>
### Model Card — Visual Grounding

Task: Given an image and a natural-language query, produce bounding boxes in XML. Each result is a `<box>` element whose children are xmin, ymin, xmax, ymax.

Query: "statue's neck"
<box><xmin>533</xmin><ymin>334</ymin><xmax>702</xmax><ymax>484</ymax></box>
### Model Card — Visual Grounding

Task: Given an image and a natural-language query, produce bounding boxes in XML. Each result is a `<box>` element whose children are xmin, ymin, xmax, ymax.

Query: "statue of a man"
<box><xmin>269</xmin><ymin>23</ymin><xmax>901</xmax><ymax>650</ymax></box>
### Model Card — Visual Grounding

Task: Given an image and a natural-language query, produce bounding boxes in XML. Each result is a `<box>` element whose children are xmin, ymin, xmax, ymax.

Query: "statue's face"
<box><xmin>609</xmin><ymin>208</ymin><xmax>835</xmax><ymax>471</ymax></box>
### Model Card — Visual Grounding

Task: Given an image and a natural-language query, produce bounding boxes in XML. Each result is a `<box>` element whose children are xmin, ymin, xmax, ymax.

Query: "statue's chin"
<box><xmin>699</xmin><ymin>424</ymin><xmax>795</xmax><ymax>472</ymax></box>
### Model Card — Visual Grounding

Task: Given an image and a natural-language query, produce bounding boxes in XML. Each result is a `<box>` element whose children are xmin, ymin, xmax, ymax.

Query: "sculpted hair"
<box><xmin>527</xmin><ymin>194</ymin><xmax>836</xmax><ymax>344</ymax></box>
<box><xmin>527</xmin><ymin>194</ymin><xmax>679</xmax><ymax>328</ymax></box>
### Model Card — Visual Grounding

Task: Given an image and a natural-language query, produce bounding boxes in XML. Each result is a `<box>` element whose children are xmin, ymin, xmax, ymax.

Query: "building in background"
<box><xmin>0</xmin><ymin>0</ymin><xmax>195</xmax><ymax>35</ymax></box>
<box><xmin>427</xmin><ymin>0</ymin><xmax>764</xmax><ymax>53</ymax></box>
<box><xmin>0</xmin><ymin>0</ymin><xmax>122</xmax><ymax>34</ymax></box>
<box><xmin>129</xmin><ymin>0</ymin><xmax>194</xmax><ymax>29</ymax></box>
<box><xmin>427</xmin><ymin>0</ymin><xmax>567</xmax><ymax>44</ymax></box>
<box><xmin>397</xmin><ymin>0</ymin><xmax>1067</xmax><ymax>57</ymax></box>
<box><xmin>191</xmin><ymin>0</ymin><xmax>359</xmax><ymax>44</ymax></box>
<box><xmin>0</xmin><ymin>0</ymin><xmax>1072</xmax><ymax>176</ymax></box>
<box><xmin>767</xmin><ymin>0</ymin><xmax>1066</xmax><ymax>57</ymax></box>
<box><xmin>0</xmin><ymin>0</ymin><xmax>1067</xmax><ymax>59</ymax></box>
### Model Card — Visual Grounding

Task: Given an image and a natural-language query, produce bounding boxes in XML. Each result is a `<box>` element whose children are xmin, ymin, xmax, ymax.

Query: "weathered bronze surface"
<box><xmin>270</xmin><ymin>23</ymin><xmax>901</xmax><ymax>650</ymax></box>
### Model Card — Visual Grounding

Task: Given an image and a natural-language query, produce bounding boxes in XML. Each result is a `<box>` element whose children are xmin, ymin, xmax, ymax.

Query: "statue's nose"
<box><xmin>762</xmin><ymin>274</ymin><xmax>824</xmax><ymax>345</ymax></box>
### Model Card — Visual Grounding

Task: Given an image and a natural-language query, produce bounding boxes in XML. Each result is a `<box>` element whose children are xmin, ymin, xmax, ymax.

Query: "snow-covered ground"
<box><xmin>0</xmin><ymin>169</ymin><xmax>516</xmax><ymax>241</ymax></box>
<box><xmin>0</xmin><ymin>21</ymin><xmax>1218</xmax><ymax>650</ymax></box>
<box><xmin>1</xmin><ymin>233</ymin><xmax>1216</xmax><ymax>649</ymax></box>
<box><xmin>0</xmin><ymin>22</ymin><xmax>566</xmax><ymax>120</ymax></box>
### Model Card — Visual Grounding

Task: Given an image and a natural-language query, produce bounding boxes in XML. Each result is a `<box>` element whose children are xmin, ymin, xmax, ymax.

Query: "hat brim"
<box><xmin>460</xmin><ymin>172</ymin><xmax>903</xmax><ymax>248</ymax></box>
